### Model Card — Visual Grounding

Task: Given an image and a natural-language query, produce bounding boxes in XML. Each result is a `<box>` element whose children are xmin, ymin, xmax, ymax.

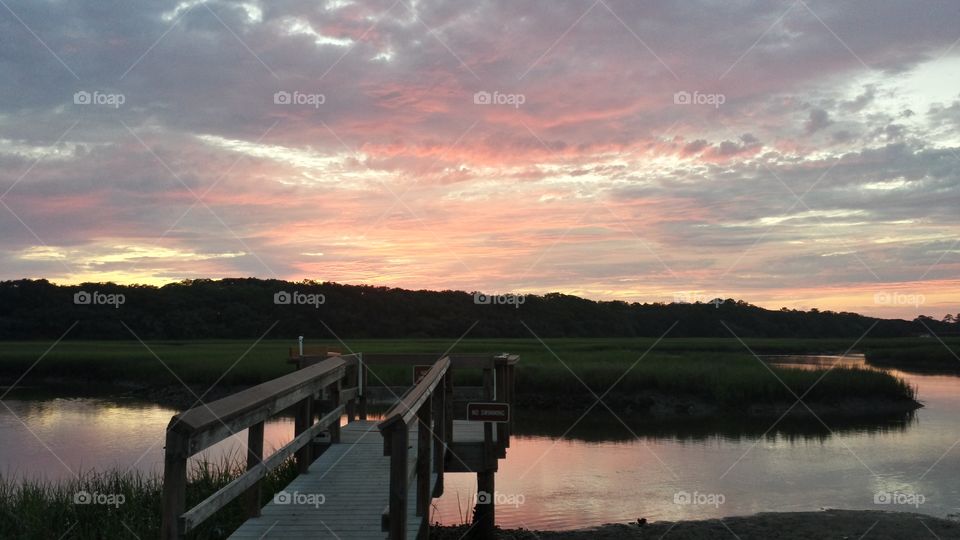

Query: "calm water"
<box><xmin>1</xmin><ymin>356</ymin><xmax>958</xmax><ymax>530</ymax></box>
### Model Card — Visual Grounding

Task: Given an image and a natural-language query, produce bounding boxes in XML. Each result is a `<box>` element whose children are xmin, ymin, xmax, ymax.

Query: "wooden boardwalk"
<box><xmin>161</xmin><ymin>352</ymin><xmax>517</xmax><ymax>540</ymax></box>
<box><xmin>230</xmin><ymin>421</ymin><xmax>425</xmax><ymax>539</ymax></box>
<box><xmin>229</xmin><ymin>421</ymin><xmax>492</xmax><ymax>539</ymax></box>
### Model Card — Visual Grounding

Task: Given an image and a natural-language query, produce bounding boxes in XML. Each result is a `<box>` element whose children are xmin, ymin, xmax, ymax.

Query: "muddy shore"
<box><xmin>432</xmin><ymin>509</ymin><xmax>960</xmax><ymax>539</ymax></box>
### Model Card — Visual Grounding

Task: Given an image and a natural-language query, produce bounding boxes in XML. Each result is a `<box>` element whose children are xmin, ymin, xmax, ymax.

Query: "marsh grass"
<box><xmin>865</xmin><ymin>344</ymin><xmax>960</xmax><ymax>372</ymax></box>
<box><xmin>0</xmin><ymin>455</ymin><xmax>297</xmax><ymax>540</ymax></box>
<box><xmin>0</xmin><ymin>338</ymin><xmax>928</xmax><ymax>404</ymax></box>
<box><xmin>516</xmin><ymin>352</ymin><xmax>917</xmax><ymax>405</ymax></box>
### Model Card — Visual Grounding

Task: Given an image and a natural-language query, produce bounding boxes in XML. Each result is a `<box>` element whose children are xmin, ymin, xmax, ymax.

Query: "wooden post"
<box><xmin>359</xmin><ymin>358</ymin><xmax>368</xmax><ymax>420</ymax></box>
<box><xmin>329</xmin><ymin>382</ymin><xmax>341</xmax><ymax>444</ymax></box>
<box><xmin>507</xmin><ymin>365</ymin><xmax>515</xmax><ymax>430</ymax></box>
<box><xmin>444</xmin><ymin>369</ymin><xmax>454</xmax><ymax>449</ymax></box>
<box><xmin>160</xmin><ymin>428</ymin><xmax>188</xmax><ymax>540</ymax></box>
<box><xmin>416</xmin><ymin>401</ymin><xmax>432</xmax><ymax>517</ymax></box>
<box><xmin>495</xmin><ymin>363</ymin><xmax>507</xmax><ymax>448</ymax></box>
<box><xmin>474</xmin><ymin>469</ymin><xmax>495</xmax><ymax>539</ymax></box>
<box><xmin>345</xmin><ymin>367</ymin><xmax>357</xmax><ymax>423</ymax></box>
<box><xmin>432</xmin><ymin>384</ymin><xmax>445</xmax><ymax>497</ymax></box>
<box><xmin>244</xmin><ymin>421</ymin><xmax>264</xmax><ymax>518</ymax></box>
<box><xmin>388</xmin><ymin>424</ymin><xmax>409</xmax><ymax>539</ymax></box>
<box><xmin>295</xmin><ymin>397</ymin><xmax>312</xmax><ymax>474</ymax></box>
<box><xmin>482</xmin><ymin>365</ymin><xmax>494</xmax><ymax>462</ymax></box>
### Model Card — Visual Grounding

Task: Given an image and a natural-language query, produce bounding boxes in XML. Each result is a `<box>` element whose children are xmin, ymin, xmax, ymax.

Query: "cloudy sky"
<box><xmin>1</xmin><ymin>0</ymin><xmax>958</xmax><ymax>319</ymax></box>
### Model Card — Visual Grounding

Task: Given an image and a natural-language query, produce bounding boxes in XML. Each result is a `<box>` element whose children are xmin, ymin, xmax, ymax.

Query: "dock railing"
<box><xmin>377</xmin><ymin>356</ymin><xmax>452</xmax><ymax>538</ymax></box>
<box><xmin>160</xmin><ymin>353</ymin><xmax>362</xmax><ymax>539</ymax></box>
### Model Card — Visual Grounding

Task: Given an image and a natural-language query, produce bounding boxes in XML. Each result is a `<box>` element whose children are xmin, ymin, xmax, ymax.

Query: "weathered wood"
<box><xmin>358</xmin><ymin>356</ymin><xmax>368</xmax><ymax>420</ymax></box>
<box><xmin>416</xmin><ymin>401</ymin><xmax>431</xmax><ymax>517</ymax></box>
<box><xmin>295</xmin><ymin>396</ymin><xmax>312</xmax><ymax>474</ymax></box>
<box><xmin>379</xmin><ymin>356</ymin><xmax>450</xmax><ymax>430</ymax></box>
<box><xmin>362</xmin><ymin>353</ymin><xmax>491</xmax><ymax>369</ymax></box>
<box><xmin>495</xmin><ymin>364</ymin><xmax>508</xmax><ymax>447</ymax></box>
<box><xmin>243</xmin><ymin>421</ymin><xmax>264</xmax><ymax>519</ymax></box>
<box><xmin>209</xmin><ymin>351</ymin><xmax>521</xmax><ymax>539</ymax></box>
<box><xmin>173</xmin><ymin>357</ymin><xmax>348</xmax><ymax>453</ymax></box>
<box><xmin>482</xmin><ymin>365</ymin><xmax>494</xmax><ymax>468</ymax></box>
<box><xmin>474</xmin><ymin>470</ymin><xmax>495</xmax><ymax>538</ymax></box>
<box><xmin>432</xmin><ymin>385</ymin><xmax>445</xmax><ymax>497</ymax></box>
<box><xmin>444</xmin><ymin>369</ymin><xmax>454</xmax><ymax>449</ymax></box>
<box><xmin>182</xmin><ymin>406</ymin><xmax>343</xmax><ymax>532</ymax></box>
<box><xmin>329</xmin><ymin>381</ymin><xmax>341</xmax><ymax>444</ymax></box>
<box><xmin>343</xmin><ymin>381</ymin><xmax>358</xmax><ymax>422</ymax></box>
<box><xmin>386</xmin><ymin>424</ymin><xmax>409</xmax><ymax>539</ymax></box>
<box><xmin>160</xmin><ymin>428</ymin><xmax>188</xmax><ymax>540</ymax></box>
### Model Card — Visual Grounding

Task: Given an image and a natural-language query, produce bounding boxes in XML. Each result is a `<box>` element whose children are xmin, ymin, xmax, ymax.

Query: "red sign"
<box><xmin>413</xmin><ymin>365</ymin><xmax>433</xmax><ymax>384</ymax></box>
<box><xmin>467</xmin><ymin>402</ymin><xmax>510</xmax><ymax>423</ymax></box>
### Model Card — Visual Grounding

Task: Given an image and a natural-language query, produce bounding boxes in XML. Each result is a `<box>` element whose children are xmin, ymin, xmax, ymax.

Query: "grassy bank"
<box><xmin>865</xmin><ymin>342</ymin><xmax>960</xmax><ymax>372</ymax></box>
<box><xmin>0</xmin><ymin>457</ymin><xmax>296</xmax><ymax>540</ymax></box>
<box><xmin>0</xmin><ymin>338</ymin><xmax>928</xmax><ymax>408</ymax></box>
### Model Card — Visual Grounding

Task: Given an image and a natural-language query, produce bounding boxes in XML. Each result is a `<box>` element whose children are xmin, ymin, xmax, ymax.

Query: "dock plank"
<box><xmin>229</xmin><ymin>422</ymin><xmax>430</xmax><ymax>539</ymax></box>
<box><xmin>229</xmin><ymin>420</ymin><xmax>494</xmax><ymax>539</ymax></box>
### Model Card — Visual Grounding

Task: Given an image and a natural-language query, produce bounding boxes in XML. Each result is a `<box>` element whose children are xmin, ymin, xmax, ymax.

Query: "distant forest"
<box><xmin>0</xmin><ymin>279</ymin><xmax>957</xmax><ymax>340</ymax></box>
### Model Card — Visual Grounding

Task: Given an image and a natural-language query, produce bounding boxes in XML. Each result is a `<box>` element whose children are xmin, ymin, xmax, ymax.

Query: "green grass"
<box><xmin>0</xmin><ymin>338</ymin><xmax>932</xmax><ymax>404</ymax></box>
<box><xmin>0</xmin><ymin>455</ymin><xmax>297</xmax><ymax>540</ymax></box>
<box><xmin>864</xmin><ymin>343</ymin><xmax>960</xmax><ymax>372</ymax></box>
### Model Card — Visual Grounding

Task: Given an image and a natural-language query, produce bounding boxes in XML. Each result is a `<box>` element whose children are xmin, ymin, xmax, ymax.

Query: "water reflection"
<box><xmin>514</xmin><ymin>407</ymin><xmax>917</xmax><ymax>444</ymax></box>
<box><xmin>0</xmin><ymin>394</ymin><xmax>296</xmax><ymax>482</ymax></box>
<box><xmin>2</xmin><ymin>357</ymin><xmax>959</xmax><ymax>531</ymax></box>
<box><xmin>430</xmin><ymin>357</ymin><xmax>960</xmax><ymax>530</ymax></box>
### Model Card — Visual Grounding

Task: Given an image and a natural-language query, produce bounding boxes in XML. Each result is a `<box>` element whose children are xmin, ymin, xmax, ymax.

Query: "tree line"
<box><xmin>0</xmin><ymin>278</ymin><xmax>956</xmax><ymax>340</ymax></box>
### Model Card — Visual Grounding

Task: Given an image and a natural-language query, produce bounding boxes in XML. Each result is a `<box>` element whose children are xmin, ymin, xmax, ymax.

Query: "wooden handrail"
<box><xmin>170</xmin><ymin>355</ymin><xmax>358</xmax><ymax>454</ymax></box>
<box><xmin>377</xmin><ymin>356</ymin><xmax>452</xmax><ymax>539</ymax></box>
<box><xmin>161</xmin><ymin>354</ymin><xmax>362</xmax><ymax>539</ymax></box>
<box><xmin>362</xmin><ymin>353</ymin><xmax>491</xmax><ymax>369</ymax></box>
<box><xmin>377</xmin><ymin>356</ymin><xmax>451</xmax><ymax>430</ymax></box>
<box><xmin>180</xmin><ymin>406</ymin><xmax>344</xmax><ymax>531</ymax></box>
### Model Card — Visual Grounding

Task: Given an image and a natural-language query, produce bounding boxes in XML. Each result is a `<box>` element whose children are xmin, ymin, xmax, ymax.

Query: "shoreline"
<box><xmin>431</xmin><ymin>510</ymin><xmax>960</xmax><ymax>539</ymax></box>
<box><xmin>1</xmin><ymin>377</ymin><xmax>922</xmax><ymax>419</ymax></box>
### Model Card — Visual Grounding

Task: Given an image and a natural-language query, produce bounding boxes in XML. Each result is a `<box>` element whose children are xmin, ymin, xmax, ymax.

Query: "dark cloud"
<box><xmin>0</xmin><ymin>0</ymin><xmax>958</xmax><ymax>316</ymax></box>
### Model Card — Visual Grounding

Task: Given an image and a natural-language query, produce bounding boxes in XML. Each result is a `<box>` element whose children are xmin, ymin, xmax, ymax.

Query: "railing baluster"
<box><xmin>295</xmin><ymin>396</ymin><xmax>312</xmax><ymax>474</ymax></box>
<box><xmin>444</xmin><ymin>369</ymin><xmax>454</xmax><ymax>450</ymax></box>
<box><xmin>330</xmin><ymin>381</ymin><xmax>341</xmax><ymax>444</ymax></box>
<box><xmin>387</xmin><ymin>424</ymin><xmax>409</xmax><ymax>539</ymax></box>
<box><xmin>345</xmin><ymin>364</ymin><xmax>357</xmax><ymax>422</ymax></box>
<box><xmin>359</xmin><ymin>354</ymin><xmax>368</xmax><ymax>420</ymax></box>
<box><xmin>160</xmin><ymin>428</ymin><xmax>188</xmax><ymax>540</ymax></box>
<box><xmin>244</xmin><ymin>421</ymin><xmax>264</xmax><ymax>518</ymax></box>
<box><xmin>416</xmin><ymin>400</ymin><xmax>431</xmax><ymax>517</ymax></box>
<box><xmin>432</xmin><ymin>383</ymin><xmax>445</xmax><ymax>497</ymax></box>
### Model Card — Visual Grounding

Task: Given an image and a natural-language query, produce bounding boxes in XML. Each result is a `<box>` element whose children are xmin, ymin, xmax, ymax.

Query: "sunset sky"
<box><xmin>1</xmin><ymin>0</ymin><xmax>958</xmax><ymax>319</ymax></box>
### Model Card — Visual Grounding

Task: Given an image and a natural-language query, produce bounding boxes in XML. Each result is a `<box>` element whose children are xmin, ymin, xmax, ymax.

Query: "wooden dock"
<box><xmin>160</xmin><ymin>352</ymin><xmax>517</xmax><ymax>540</ymax></box>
